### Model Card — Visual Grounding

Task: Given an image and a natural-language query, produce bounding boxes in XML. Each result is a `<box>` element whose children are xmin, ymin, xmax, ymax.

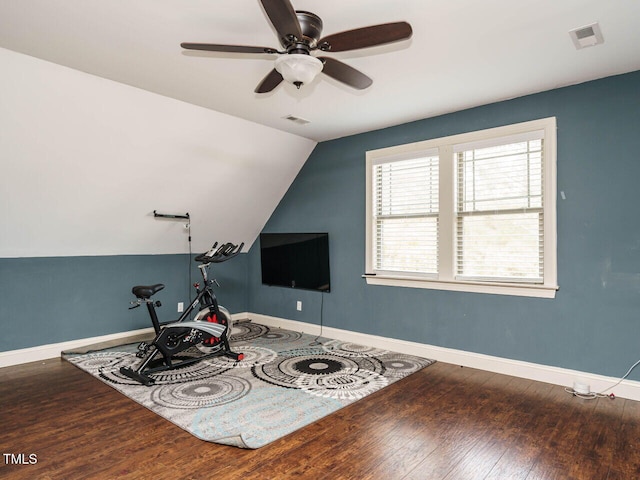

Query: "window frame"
<box><xmin>365</xmin><ymin>117</ymin><xmax>558</xmax><ymax>298</ymax></box>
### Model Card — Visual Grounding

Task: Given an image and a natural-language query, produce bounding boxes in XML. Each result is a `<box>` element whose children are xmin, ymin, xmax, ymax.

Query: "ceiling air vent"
<box><xmin>569</xmin><ymin>22</ymin><xmax>604</xmax><ymax>49</ymax></box>
<box><xmin>283</xmin><ymin>114</ymin><xmax>311</xmax><ymax>125</ymax></box>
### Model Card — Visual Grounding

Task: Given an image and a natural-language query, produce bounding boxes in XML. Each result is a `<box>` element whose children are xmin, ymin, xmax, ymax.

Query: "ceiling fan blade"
<box><xmin>318</xmin><ymin>22</ymin><xmax>412</xmax><ymax>52</ymax></box>
<box><xmin>255</xmin><ymin>68</ymin><xmax>284</xmax><ymax>93</ymax></box>
<box><xmin>318</xmin><ymin>57</ymin><xmax>372</xmax><ymax>90</ymax></box>
<box><xmin>181</xmin><ymin>43</ymin><xmax>278</xmax><ymax>54</ymax></box>
<box><xmin>260</xmin><ymin>0</ymin><xmax>303</xmax><ymax>44</ymax></box>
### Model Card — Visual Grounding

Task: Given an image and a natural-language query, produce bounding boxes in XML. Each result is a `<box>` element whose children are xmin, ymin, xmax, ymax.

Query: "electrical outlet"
<box><xmin>177</xmin><ymin>302</ymin><xmax>184</xmax><ymax>313</ymax></box>
<box><xmin>296</xmin><ymin>301</ymin><xmax>302</xmax><ymax>311</ymax></box>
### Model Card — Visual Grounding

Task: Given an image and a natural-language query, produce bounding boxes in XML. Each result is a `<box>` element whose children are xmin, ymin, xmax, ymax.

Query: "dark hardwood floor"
<box><xmin>1</xmin><ymin>357</ymin><xmax>639</xmax><ymax>479</ymax></box>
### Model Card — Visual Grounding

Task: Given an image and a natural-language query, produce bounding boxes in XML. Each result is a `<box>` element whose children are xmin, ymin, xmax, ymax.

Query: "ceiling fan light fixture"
<box><xmin>275</xmin><ymin>54</ymin><xmax>323</xmax><ymax>88</ymax></box>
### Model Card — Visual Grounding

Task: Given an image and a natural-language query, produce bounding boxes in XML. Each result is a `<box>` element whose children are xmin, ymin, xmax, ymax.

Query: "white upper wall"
<box><xmin>0</xmin><ymin>48</ymin><xmax>317</xmax><ymax>257</ymax></box>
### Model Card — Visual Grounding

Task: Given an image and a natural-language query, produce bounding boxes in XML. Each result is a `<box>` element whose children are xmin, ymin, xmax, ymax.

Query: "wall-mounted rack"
<box><xmin>153</xmin><ymin>210</ymin><xmax>190</xmax><ymax>220</ymax></box>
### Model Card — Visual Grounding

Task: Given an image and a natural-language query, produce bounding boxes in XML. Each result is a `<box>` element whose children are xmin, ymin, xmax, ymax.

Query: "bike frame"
<box><xmin>121</xmin><ymin>242</ymin><xmax>244</xmax><ymax>385</ymax></box>
<box><xmin>146</xmin><ymin>263</ymin><xmax>220</xmax><ymax>335</ymax></box>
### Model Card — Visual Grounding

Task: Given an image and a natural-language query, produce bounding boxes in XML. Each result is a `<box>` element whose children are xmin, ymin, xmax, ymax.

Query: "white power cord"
<box><xmin>565</xmin><ymin>357</ymin><xmax>640</xmax><ymax>400</ymax></box>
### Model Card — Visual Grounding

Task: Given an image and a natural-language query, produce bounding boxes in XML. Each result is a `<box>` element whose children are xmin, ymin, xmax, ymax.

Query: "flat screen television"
<box><xmin>260</xmin><ymin>233</ymin><xmax>330</xmax><ymax>292</ymax></box>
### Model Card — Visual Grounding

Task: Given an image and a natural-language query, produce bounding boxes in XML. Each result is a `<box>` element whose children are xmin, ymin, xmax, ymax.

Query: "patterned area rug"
<box><xmin>64</xmin><ymin>322</ymin><xmax>434</xmax><ymax>449</ymax></box>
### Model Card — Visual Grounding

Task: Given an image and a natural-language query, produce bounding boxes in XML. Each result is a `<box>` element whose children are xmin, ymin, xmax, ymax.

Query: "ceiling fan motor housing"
<box><xmin>292</xmin><ymin>11</ymin><xmax>323</xmax><ymax>48</ymax></box>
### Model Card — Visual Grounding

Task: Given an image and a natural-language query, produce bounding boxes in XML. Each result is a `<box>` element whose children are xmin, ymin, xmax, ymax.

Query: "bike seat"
<box><xmin>132</xmin><ymin>284</ymin><xmax>165</xmax><ymax>299</ymax></box>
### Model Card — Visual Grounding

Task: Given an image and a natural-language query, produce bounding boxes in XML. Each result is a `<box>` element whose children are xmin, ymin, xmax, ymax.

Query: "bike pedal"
<box><xmin>136</xmin><ymin>342</ymin><xmax>150</xmax><ymax>357</ymax></box>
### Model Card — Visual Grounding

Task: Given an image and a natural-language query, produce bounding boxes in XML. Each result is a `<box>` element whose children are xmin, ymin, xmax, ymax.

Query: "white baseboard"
<box><xmin>242</xmin><ymin>312</ymin><xmax>640</xmax><ymax>402</ymax></box>
<box><xmin>4</xmin><ymin>312</ymin><xmax>639</xmax><ymax>403</ymax></box>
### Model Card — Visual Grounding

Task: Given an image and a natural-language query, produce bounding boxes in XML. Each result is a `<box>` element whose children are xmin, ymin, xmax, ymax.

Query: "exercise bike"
<box><xmin>120</xmin><ymin>242</ymin><xmax>244</xmax><ymax>386</ymax></box>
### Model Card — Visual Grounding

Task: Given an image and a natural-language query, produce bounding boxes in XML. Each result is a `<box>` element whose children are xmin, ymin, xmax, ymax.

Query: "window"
<box><xmin>374</xmin><ymin>153</ymin><xmax>439</xmax><ymax>275</ymax></box>
<box><xmin>365</xmin><ymin>118</ymin><xmax>557</xmax><ymax>298</ymax></box>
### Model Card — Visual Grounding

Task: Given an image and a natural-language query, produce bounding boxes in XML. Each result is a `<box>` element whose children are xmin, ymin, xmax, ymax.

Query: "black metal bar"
<box><xmin>153</xmin><ymin>210</ymin><xmax>190</xmax><ymax>220</ymax></box>
<box><xmin>146</xmin><ymin>302</ymin><xmax>163</xmax><ymax>335</ymax></box>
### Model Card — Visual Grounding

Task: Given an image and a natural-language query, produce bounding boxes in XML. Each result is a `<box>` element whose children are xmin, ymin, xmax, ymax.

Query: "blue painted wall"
<box><xmin>0</xmin><ymin>253</ymin><xmax>248</xmax><ymax>352</ymax></box>
<box><xmin>4</xmin><ymin>70</ymin><xmax>640</xmax><ymax>385</ymax></box>
<box><xmin>248</xmin><ymin>70</ymin><xmax>640</xmax><ymax>380</ymax></box>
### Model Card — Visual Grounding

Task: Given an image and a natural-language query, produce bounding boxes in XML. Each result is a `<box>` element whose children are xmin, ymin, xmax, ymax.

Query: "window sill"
<box><xmin>363</xmin><ymin>274</ymin><xmax>558</xmax><ymax>299</ymax></box>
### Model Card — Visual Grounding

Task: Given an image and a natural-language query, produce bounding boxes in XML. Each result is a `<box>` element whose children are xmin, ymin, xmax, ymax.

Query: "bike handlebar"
<box><xmin>195</xmin><ymin>242</ymin><xmax>244</xmax><ymax>264</ymax></box>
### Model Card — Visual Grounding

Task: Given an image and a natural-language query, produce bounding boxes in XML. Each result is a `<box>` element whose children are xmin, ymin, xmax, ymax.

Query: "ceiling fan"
<box><xmin>181</xmin><ymin>0</ymin><xmax>412</xmax><ymax>93</ymax></box>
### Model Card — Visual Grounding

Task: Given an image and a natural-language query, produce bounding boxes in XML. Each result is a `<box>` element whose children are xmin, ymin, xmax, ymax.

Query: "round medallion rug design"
<box><xmin>228</xmin><ymin>322</ymin><xmax>269</xmax><ymax>342</ymax></box>
<box><xmin>251</xmin><ymin>327</ymin><xmax>303</xmax><ymax>343</ymax></box>
<box><xmin>294</xmin><ymin>368</ymin><xmax>388</xmax><ymax>400</ymax></box>
<box><xmin>251</xmin><ymin>351</ymin><xmax>386</xmax><ymax>394</ymax></box>
<box><xmin>322</xmin><ymin>340</ymin><xmax>388</xmax><ymax>358</ymax></box>
<box><xmin>68</xmin><ymin>351</ymin><xmax>232</xmax><ymax>386</ymax></box>
<box><xmin>66</xmin><ymin>351</ymin><xmax>129</xmax><ymax>374</ymax></box>
<box><xmin>150</xmin><ymin>374</ymin><xmax>251</xmax><ymax>409</ymax></box>
<box><xmin>378</xmin><ymin>352</ymin><xmax>434</xmax><ymax>378</ymax></box>
<box><xmin>206</xmin><ymin>346</ymin><xmax>278</xmax><ymax>369</ymax></box>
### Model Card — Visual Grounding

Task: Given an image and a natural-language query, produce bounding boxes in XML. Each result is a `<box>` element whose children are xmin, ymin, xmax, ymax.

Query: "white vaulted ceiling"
<box><xmin>2</xmin><ymin>0</ymin><xmax>640</xmax><ymax>142</ymax></box>
<box><xmin>2</xmin><ymin>1</ymin><xmax>640</xmax><ymax>258</ymax></box>
<box><xmin>0</xmin><ymin>48</ymin><xmax>316</xmax><ymax>256</ymax></box>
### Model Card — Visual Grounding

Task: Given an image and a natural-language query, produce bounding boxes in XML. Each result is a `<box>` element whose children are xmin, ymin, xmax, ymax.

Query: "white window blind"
<box><xmin>455</xmin><ymin>132</ymin><xmax>544</xmax><ymax>283</ymax></box>
<box><xmin>373</xmin><ymin>154</ymin><xmax>439</xmax><ymax>275</ymax></box>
